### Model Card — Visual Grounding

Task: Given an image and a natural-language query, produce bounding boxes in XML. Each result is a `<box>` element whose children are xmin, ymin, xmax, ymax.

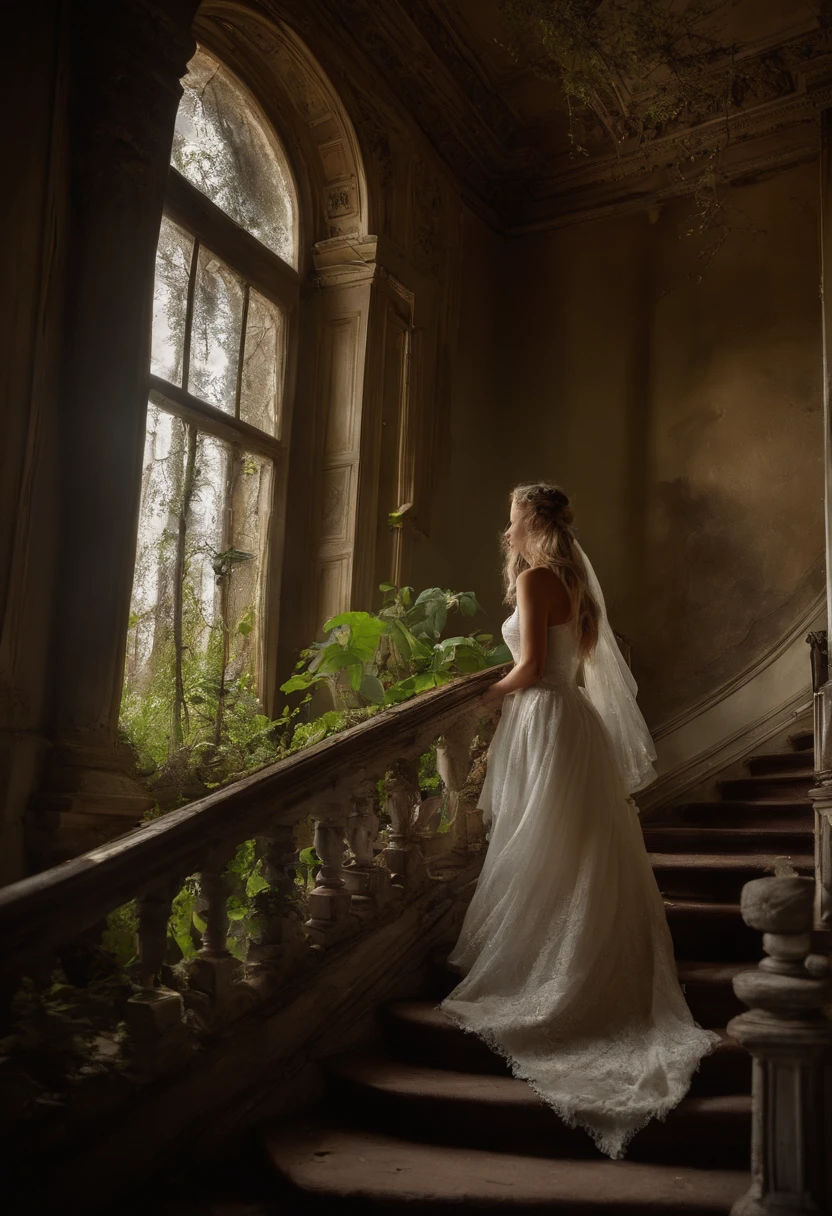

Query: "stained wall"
<box><xmin>490</xmin><ymin>162</ymin><xmax>824</xmax><ymax>730</ymax></box>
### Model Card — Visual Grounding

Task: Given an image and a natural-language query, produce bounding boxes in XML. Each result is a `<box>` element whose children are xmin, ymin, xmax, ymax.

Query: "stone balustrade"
<box><xmin>0</xmin><ymin>665</ymin><xmax>500</xmax><ymax>1163</ymax></box>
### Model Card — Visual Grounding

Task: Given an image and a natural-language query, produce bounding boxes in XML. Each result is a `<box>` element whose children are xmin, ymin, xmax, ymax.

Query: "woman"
<box><xmin>439</xmin><ymin>483</ymin><xmax>720</xmax><ymax>1160</ymax></box>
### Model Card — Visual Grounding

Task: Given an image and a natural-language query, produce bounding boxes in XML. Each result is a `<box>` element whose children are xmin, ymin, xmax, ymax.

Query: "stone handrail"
<box><xmin>0</xmin><ymin>666</ymin><xmax>502</xmax><ymax>981</ymax></box>
<box><xmin>0</xmin><ymin>671</ymin><xmax>501</xmax><ymax>1108</ymax></box>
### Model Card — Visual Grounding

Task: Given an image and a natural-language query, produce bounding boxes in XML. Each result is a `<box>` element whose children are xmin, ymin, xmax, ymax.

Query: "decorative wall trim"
<box><xmin>652</xmin><ymin>588</ymin><xmax>825</xmax><ymax>742</ymax></box>
<box><xmin>639</xmin><ymin>685</ymin><xmax>813</xmax><ymax>818</ymax></box>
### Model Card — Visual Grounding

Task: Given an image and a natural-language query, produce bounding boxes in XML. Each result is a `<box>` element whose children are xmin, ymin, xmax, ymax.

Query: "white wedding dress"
<box><xmin>440</xmin><ymin>599</ymin><xmax>721</xmax><ymax>1160</ymax></box>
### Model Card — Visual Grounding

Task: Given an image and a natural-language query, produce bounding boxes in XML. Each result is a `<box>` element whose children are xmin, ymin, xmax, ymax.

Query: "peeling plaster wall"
<box><xmin>495</xmin><ymin>162</ymin><xmax>824</xmax><ymax>732</ymax></box>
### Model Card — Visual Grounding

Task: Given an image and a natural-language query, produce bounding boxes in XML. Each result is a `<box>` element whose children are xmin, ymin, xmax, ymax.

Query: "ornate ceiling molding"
<box><xmin>218</xmin><ymin>1</ymin><xmax>832</xmax><ymax>231</ymax></box>
<box><xmin>320</xmin><ymin>3</ymin><xmax>832</xmax><ymax>231</ymax></box>
<box><xmin>507</xmin><ymin>70</ymin><xmax>832</xmax><ymax>232</ymax></box>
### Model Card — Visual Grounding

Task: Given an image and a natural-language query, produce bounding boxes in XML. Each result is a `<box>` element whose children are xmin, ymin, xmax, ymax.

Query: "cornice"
<box><xmin>507</xmin><ymin>87</ymin><xmax>831</xmax><ymax>233</ymax></box>
<box><xmin>213</xmin><ymin>2</ymin><xmax>832</xmax><ymax>231</ymax></box>
<box><xmin>313</xmin><ymin>3</ymin><xmax>832</xmax><ymax>231</ymax></box>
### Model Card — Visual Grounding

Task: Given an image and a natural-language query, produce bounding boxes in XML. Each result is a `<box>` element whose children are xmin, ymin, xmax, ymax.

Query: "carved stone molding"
<box><xmin>256</xmin><ymin>0</ymin><xmax>832</xmax><ymax>231</ymax></box>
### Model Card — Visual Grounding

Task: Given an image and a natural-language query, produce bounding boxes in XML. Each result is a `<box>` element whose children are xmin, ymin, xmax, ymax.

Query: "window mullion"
<box><xmin>235</xmin><ymin>284</ymin><xmax>250</xmax><ymax>421</ymax></box>
<box><xmin>181</xmin><ymin>237</ymin><xmax>200</xmax><ymax>392</ymax></box>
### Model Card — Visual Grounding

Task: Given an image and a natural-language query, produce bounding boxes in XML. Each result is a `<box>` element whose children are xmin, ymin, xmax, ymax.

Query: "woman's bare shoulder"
<box><xmin>516</xmin><ymin>566</ymin><xmax>570</xmax><ymax>613</ymax></box>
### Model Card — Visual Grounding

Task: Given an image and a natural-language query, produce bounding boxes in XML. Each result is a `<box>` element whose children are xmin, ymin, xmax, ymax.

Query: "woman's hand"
<box><xmin>479</xmin><ymin>686</ymin><xmax>504</xmax><ymax>719</ymax></box>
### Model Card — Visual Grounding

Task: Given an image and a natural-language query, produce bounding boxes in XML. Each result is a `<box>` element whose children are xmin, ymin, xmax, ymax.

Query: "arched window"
<box><xmin>122</xmin><ymin>47</ymin><xmax>298</xmax><ymax>773</ymax></box>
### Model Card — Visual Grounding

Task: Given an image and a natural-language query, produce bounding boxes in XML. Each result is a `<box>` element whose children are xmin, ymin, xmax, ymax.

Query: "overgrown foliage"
<box><xmin>121</xmin><ymin>581</ymin><xmax>507</xmax><ymax>799</ymax></box>
<box><xmin>117</xmin><ymin>579</ymin><xmax>507</xmax><ymax>966</ymax></box>
<box><xmin>500</xmin><ymin>0</ymin><xmax>767</xmax><ymax>153</ymax></box>
<box><xmin>282</xmin><ymin>584</ymin><xmax>510</xmax><ymax>708</ymax></box>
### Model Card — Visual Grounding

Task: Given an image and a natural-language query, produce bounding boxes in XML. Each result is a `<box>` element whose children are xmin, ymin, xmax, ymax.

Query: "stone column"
<box><xmin>27</xmin><ymin>0</ymin><xmax>200</xmax><ymax>867</ymax></box>
<box><xmin>727</xmin><ymin>876</ymin><xmax>832</xmax><ymax>1214</ymax></box>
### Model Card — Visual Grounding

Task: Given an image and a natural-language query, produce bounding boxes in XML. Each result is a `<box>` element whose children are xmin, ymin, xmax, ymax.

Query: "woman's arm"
<box><xmin>482</xmin><ymin>568</ymin><xmax>558</xmax><ymax>704</ymax></box>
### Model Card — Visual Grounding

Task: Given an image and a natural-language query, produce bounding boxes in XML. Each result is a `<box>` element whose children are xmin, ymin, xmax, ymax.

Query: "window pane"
<box><xmin>188</xmin><ymin>246</ymin><xmax>244</xmax><ymax>414</ymax></box>
<box><xmin>172</xmin><ymin>47</ymin><xmax>296</xmax><ymax>265</ymax></box>
<box><xmin>122</xmin><ymin>405</ymin><xmax>273</xmax><ymax>777</ymax></box>
<box><xmin>150</xmin><ymin>218</ymin><xmax>194</xmax><ymax>385</ymax></box>
<box><xmin>239</xmin><ymin>289</ymin><xmax>286</xmax><ymax>437</ymax></box>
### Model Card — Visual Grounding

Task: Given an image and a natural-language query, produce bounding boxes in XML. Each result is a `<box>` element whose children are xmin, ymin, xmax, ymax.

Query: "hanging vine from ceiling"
<box><xmin>498</xmin><ymin>0</ymin><xmax>794</xmax><ymax>154</ymax></box>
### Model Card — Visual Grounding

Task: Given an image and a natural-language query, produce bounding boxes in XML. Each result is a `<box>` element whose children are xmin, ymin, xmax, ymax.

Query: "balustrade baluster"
<box><xmin>382</xmin><ymin>758</ymin><xmax>428</xmax><ymax>890</ymax></box>
<box><xmin>435</xmin><ymin>713</ymin><xmax>480</xmax><ymax>859</ymax></box>
<box><xmin>186</xmin><ymin>852</ymin><xmax>242</xmax><ymax>1016</ymax></box>
<box><xmin>305</xmin><ymin>804</ymin><xmax>353</xmax><ymax>945</ymax></box>
<box><xmin>122</xmin><ymin>880</ymin><xmax>190</xmax><ymax>1077</ymax></box>
<box><xmin>343</xmin><ymin>778</ymin><xmax>391</xmax><ymax>918</ymax></box>
<box><xmin>247</xmin><ymin>827</ymin><xmax>310</xmax><ymax>989</ymax></box>
<box><xmin>727</xmin><ymin>876</ymin><xmax>832</xmax><ymax>1214</ymax></box>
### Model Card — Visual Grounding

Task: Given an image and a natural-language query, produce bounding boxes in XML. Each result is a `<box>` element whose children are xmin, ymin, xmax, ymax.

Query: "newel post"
<box><xmin>727</xmin><ymin>876</ymin><xmax>832</xmax><ymax>1214</ymax></box>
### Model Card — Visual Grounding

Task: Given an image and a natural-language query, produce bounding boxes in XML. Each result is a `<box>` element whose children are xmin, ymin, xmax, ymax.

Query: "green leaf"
<box><xmin>379</xmin><ymin>582</ymin><xmax>396</xmax><ymax>592</ymax></box>
<box><xmin>457</xmin><ymin>593</ymin><xmax>481</xmax><ymax>617</ymax></box>
<box><xmin>486</xmin><ymin>644</ymin><xmax>513</xmax><ymax>666</ymax></box>
<box><xmin>236</xmin><ymin>606</ymin><xmax>256</xmax><ymax>636</ymax></box>
<box><xmin>315</xmin><ymin>646</ymin><xmax>356</xmax><ymax>677</ymax></box>
<box><xmin>246</xmin><ymin>872</ymin><xmax>270</xmax><ymax>897</ymax></box>
<box><xmin>321</xmin><ymin>612</ymin><xmax>387</xmax><ymax>664</ymax></box>
<box><xmin>414</xmin><ymin>587</ymin><xmax>444</xmax><ymax>606</ymax></box>
<box><xmin>280</xmin><ymin>673</ymin><xmax>316</xmax><ymax>694</ymax></box>
<box><xmin>322</xmin><ymin>610</ymin><xmax>367</xmax><ymax>632</ymax></box>
<box><xmin>454</xmin><ymin>649</ymin><xmax>486</xmax><ymax>673</ymax></box>
<box><xmin>360</xmin><ymin>673</ymin><xmax>386</xmax><ymax>704</ymax></box>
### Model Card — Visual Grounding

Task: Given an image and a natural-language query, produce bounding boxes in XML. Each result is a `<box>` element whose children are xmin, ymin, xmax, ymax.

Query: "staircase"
<box><xmin>262</xmin><ymin>730</ymin><xmax>816</xmax><ymax>1213</ymax></box>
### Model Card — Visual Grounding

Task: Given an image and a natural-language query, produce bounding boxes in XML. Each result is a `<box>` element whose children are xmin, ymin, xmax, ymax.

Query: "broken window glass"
<box><xmin>172</xmin><ymin>47</ymin><xmax>296</xmax><ymax>266</ymax></box>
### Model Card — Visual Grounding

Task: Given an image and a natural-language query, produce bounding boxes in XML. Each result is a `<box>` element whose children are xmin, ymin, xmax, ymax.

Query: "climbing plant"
<box><xmin>499</xmin><ymin>0</ymin><xmax>762</xmax><ymax>153</ymax></box>
<box><xmin>121</xmin><ymin>579</ymin><xmax>507</xmax><ymax>799</ymax></box>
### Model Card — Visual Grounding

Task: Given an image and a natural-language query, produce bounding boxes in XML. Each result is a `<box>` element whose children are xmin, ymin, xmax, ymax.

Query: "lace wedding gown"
<box><xmin>440</xmin><ymin>608</ymin><xmax>721</xmax><ymax>1160</ymax></box>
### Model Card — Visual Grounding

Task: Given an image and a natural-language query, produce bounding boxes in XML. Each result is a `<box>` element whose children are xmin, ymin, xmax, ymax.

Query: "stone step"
<box><xmin>663</xmin><ymin>901</ymin><xmax>760</xmax><ymax>962</ymax></box>
<box><xmin>427</xmin><ymin>957</ymin><xmax>747</xmax><ymax>1030</ymax></box>
<box><xmin>746</xmin><ymin>751</ymin><xmax>815</xmax><ymax>776</ymax></box>
<box><xmin>677</xmin><ymin>962</ymin><xmax>748</xmax><ymax>1028</ymax></box>
<box><xmin>264</xmin><ymin>1119</ymin><xmax>750</xmax><ymax>1213</ymax></box>
<box><xmin>378</xmin><ymin>1002</ymin><xmax>749</xmax><ymax>1094</ymax></box>
<box><xmin>671</xmin><ymin>800</ymin><xmax>812</xmax><ymax>830</ymax></box>
<box><xmin>650</xmin><ymin>852</ymin><xmax>813</xmax><ymax>902</ymax></box>
<box><xmin>642</xmin><ymin>824</ymin><xmax>813</xmax><ymax>855</ymax></box>
<box><xmin>718</xmin><ymin>772</ymin><xmax>813</xmax><ymax>802</ymax></box>
<box><xmin>322</xmin><ymin>1051</ymin><xmax>751</xmax><ymax>1167</ymax></box>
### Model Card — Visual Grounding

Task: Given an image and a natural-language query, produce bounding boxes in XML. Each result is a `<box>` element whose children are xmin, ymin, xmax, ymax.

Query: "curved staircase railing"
<box><xmin>0</xmin><ymin>666</ymin><xmax>501</xmax><ymax>1152</ymax></box>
